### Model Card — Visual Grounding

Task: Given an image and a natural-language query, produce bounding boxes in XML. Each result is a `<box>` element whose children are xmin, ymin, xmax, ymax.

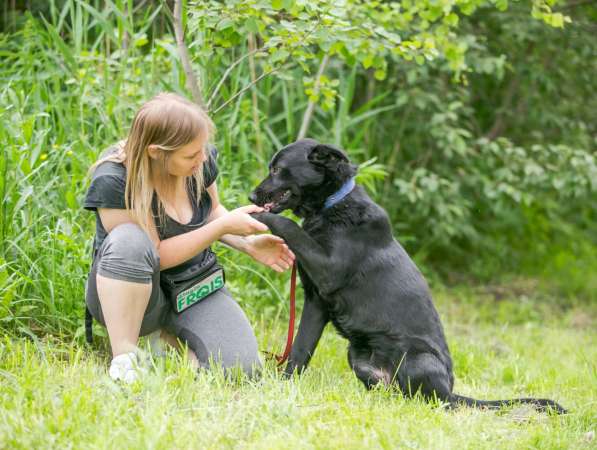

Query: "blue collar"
<box><xmin>323</xmin><ymin>177</ymin><xmax>356</xmax><ymax>210</ymax></box>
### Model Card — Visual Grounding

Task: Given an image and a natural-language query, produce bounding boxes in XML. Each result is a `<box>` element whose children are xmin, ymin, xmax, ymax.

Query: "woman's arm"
<box><xmin>158</xmin><ymin>204</ymin><xmax>267</xmax><ymax>269</ymax></box>
<box><xmin>206</xmin><ymin>183</ymin><xmax>295</xmax><ymax>272</ymax></box>
<box><xmin>157</xmin><ymin>216</ymin><xmax>231</xmax><ymax>269</ymax></box>
<box><xmin>98</xmin><ymin>202</ymin><xmax>267</xmax><ymax>270</ymax></box>
<box><xmin>98</xmin><ymin>180</ymin><xmax>293</xmax><ymax>272</ymax></box>
<box><xmin>206</xmin><ymin>183</ymin><xmax>251</xmax><ymax>253</ymax></box>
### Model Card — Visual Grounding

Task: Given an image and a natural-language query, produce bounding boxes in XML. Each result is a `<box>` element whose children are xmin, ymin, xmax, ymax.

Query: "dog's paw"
<box><xmin>251</xmin><ymin>211</ymin><xmax>293</xmax><ymax>234</ymax></box>
<box><xmin>250</xmin><ymin>211</ymin><xmax>277</xmax><ymax>226</ymax></box>
<box><xmin>281</xmin><ymin>370</ymin><xmax>293</xmax><ymax>381</ymax></box>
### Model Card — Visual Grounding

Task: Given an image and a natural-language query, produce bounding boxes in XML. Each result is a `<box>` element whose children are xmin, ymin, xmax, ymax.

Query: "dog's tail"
<box><xmin>448</xmin><ymin>393</ymin><xmax>567</xmax><ymax>414</ymax></box>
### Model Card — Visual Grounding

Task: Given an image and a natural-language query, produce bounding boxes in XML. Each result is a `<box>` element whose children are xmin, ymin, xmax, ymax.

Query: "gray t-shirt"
<box><xmin>84</xmin><ymin>145</ymin><xmax>219</xmax><ymax>276</ymax></box>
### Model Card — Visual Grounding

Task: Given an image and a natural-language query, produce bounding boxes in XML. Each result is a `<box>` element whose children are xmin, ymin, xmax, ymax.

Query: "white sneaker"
<box><xmin>108</xmin><ymin>352</ymin><xmax>147</xmax><ymax>383</ymax></box>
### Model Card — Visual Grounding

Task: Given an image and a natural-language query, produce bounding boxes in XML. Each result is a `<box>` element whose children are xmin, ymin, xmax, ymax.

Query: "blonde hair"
<box><xmin>91</xmin><ymin>92</ymin><xmax>215</xmax><ymax>235</ymax></box>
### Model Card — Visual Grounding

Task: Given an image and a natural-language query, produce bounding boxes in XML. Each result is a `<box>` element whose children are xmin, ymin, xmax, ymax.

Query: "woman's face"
<box><xmin>166</xmin><ymin>135</ymin><xmax>208</xmax><ymax>178</ymax></box>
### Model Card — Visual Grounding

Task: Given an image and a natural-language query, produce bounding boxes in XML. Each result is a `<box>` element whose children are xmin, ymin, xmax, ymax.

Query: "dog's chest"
<box><xmin>304</xmin><ymin>279</ymin><xmax>360</xmax><ymax>339</ymax></box>
<box><xmin>303</xmin><ymin>217</ymin><xmax>325</xmax><ymax>237</ymax></box>
<box><xmin>302</xmin><ymin>218</ymin><xmax>337</xmax><ymax>249</ymax></box>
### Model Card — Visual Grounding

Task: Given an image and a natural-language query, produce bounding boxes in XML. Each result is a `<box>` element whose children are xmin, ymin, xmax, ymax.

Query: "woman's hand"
<box><xmin>245</xmin><ymin>234</ymin><xmax>295</xmax><ymax>273</ymax></box>
<box><xmin>218</xmin><ymin>205</ymin><xmax>269</xmax><ymax>236</ymax></box>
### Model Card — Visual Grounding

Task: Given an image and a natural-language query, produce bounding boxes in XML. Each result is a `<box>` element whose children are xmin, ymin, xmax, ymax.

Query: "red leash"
<box><xmin>273</xmin><ymin>262</ymin><xmax>297</xmax><ymax>366</ymax></box>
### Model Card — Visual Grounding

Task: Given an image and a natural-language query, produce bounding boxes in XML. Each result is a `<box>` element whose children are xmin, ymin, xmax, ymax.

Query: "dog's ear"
<box><xmin>307</xmin><ymin>144</ymin><xmax>350</xmax><ymax>168</ymax></box>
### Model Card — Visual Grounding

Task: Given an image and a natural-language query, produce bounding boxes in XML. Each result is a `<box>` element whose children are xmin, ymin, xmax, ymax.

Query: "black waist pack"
<box><xmin>160</xmin><ymin>252</ymin><xmax>225</xmax><ymax>313</ymax></box>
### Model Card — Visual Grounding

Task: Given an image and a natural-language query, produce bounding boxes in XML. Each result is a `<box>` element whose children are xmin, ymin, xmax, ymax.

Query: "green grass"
<box><xmin>1</xmin><ymin>290</ymin><xmax>595</xmax><ymax>450</ymax></box>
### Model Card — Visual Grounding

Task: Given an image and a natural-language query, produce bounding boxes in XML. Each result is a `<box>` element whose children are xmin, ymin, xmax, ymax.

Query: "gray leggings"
<box><xmin>85</xmin><ymin>223</ymin><xmax>262</xmax><ymax>375</ymax></box>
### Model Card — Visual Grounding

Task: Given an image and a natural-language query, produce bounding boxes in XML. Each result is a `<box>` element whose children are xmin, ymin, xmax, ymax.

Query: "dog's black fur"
<box><xmin>249</xmin><ymin>138</ymin><xmax>566</xmax><ymax>413</ymax></box>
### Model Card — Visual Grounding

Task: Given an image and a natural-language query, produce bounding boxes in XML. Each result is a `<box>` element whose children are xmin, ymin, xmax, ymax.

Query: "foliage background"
<box><xmin>0</xmin><ymin>0</ymin><xmax>595</xmax><ymax>338</ymax></box>
<box><xmin>0</xmin><ymin>2</ymin><xmax>596</xmax><ymax>449</ymax></box>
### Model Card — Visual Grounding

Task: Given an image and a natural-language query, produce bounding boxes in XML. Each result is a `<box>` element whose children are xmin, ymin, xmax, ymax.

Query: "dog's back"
<box><xmin>302</xmin><ymin>184</ymin><xmax>454</xmax><ymax>375</ymax></box>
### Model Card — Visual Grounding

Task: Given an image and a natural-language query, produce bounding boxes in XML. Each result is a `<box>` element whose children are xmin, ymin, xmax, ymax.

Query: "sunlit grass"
<box><xmin>1</xmin><ymin>292</ymin><xmax>595</xmax><ymax>449</ymax></box>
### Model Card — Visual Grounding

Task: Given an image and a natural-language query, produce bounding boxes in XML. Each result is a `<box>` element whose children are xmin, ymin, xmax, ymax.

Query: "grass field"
<box><xmin>1</xmin><ymin>286</ymin><xmax>594</xmax><ymax>450</ymax></box>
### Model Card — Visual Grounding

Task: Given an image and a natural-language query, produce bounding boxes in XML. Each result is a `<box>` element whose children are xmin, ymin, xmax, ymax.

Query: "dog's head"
<box><xmin>249</xmin><ymin>138</ymin><xmax>357</xmax><ymax>217</ymax></box>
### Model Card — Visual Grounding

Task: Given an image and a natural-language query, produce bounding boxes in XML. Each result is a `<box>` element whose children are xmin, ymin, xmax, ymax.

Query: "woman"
<box><xmin>84</xmin><ymin>93</ymin><xmax>294</xmax><ymax>382</ymax></box>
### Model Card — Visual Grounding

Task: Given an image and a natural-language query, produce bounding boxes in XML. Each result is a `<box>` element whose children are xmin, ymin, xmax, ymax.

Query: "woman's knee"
<box><xmin>178</xmin><ymin>326</ymin><xmax>262</xmax><ymax>377</ymax></box>
<box><xmin>165</xmin><ymin>291</ymin><xmax>262</xmax><ymax>377</ymax></box>
<box><xmin>97</xmin><ymin>223</ymin><xmax>159</xmax><ymax>283</ymax></box>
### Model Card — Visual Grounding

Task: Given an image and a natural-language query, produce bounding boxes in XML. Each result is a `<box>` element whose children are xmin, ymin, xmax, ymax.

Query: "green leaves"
<box><xmin>187</xmin><ymin>0</ymin><xmax>574</xmax><ymax>114</ymax></box>
<box><xmin>191</xmin><ymin>0</ymin><xmax>539</xmax><ymax>104</ymax></box>
<box><xmin>493</xmin><ymin>0</ymin><xmax>509</xmax><ymax>12</ymax></box>
<box><xmin>356</xmin><ymin>158</ymin><xmax>388</xmax><ymax>195</ymax></box>
<box><xmin>531</xmin><ymin>1</ymin><xmax>571</xmax><ymax>28</ymax></box>
<box><xmin>1</xmin><ymin>0</ymin><xmax>594</xmax><ymax>335</ymax></box>
<box><xmin>271</xmin><ymin>0</ymin><xmax>283</xmax><ymax>10</ymax></box>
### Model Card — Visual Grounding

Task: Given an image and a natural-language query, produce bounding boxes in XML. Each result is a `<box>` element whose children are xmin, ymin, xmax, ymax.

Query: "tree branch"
<box><xmin>121</xmin><ymin>1</ymin><xmax>130</xmax><ymax>51</ymax></box>
<box><xmin>297</xmin><ymin>53</ymin><xmax>330</xmax><ymax>140</ymax></box>
<box><xmin>248</xmin><ymin>33</ymin><xmax>263</xmax><ymax>156</ymax></box>
<box><xmin>484</xmin><ymin>74</ymin><xmax>520</xmax><ymax>141</ymax></box>
<box><xmin>206</xmin><ymin>43</ymin><xmax>271</xmax><ymax>110</ymax></box>
<box><xmin>212</xmin><ymin>65</ymin><xmax>290</xmax><ymax>115</ymax></box>
<box><xmin>173</xmin><ymin>0</ymin><xmax>204</xmax><ymax>106</ymax></box>
<box><xmin>207</xmin><ymin>12</ymin><xmax>321</xmax><ymax>114</ymax></box>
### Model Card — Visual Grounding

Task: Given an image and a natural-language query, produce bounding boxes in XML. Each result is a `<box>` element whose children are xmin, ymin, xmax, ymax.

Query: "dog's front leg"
<box><xmin>284</xmin><ymin>283</ymin><xmax>329</xmax><ymax>377</ymax></box>
<box><xmin>251</xmin><ymin>212</ymin><xmax>340</xmax><ymax>295</ymax></box>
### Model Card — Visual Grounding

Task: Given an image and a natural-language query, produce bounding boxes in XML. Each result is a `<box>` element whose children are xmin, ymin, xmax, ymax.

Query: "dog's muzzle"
<box><xmin>249</xmin><ymin>188</ymin><xmax>292</xmax><ymax>213</ymax></box>
<box><xmin>248</xmin><ymin>191</ymin><xmax>260</xmax><ymax>205</ymax></box>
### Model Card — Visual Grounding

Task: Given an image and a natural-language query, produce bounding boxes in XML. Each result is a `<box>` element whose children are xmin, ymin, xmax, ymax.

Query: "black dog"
<box><xmin>249</xmin><ymin>138</ymin><xmax>566</xmax><ymax>413</ymax></box>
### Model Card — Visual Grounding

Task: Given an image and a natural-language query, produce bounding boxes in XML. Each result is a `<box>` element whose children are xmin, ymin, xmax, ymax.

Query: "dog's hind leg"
<box><xmin>396</xmin><ymin>352</ymin><xmax>453</xmax><ymax>403</ymax></box>
<box><xmin>348</xmin><ymin>345</ymin><xmax>392</xmax><ymax>390</ymax></box>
